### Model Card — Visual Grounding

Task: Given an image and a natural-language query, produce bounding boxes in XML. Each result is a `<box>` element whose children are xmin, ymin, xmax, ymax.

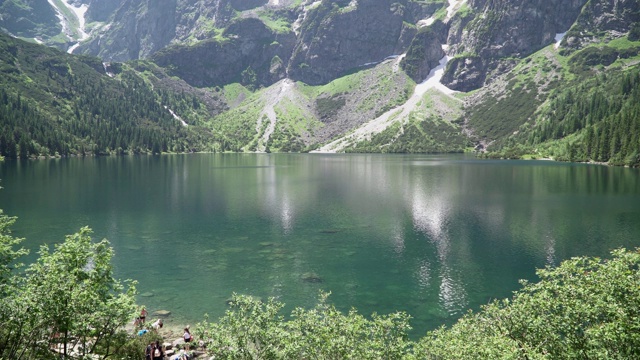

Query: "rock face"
<box><xmin>85</xmin><ymin>0</ymin><xmax>121</xmax><ymax>22</ymax></box>
<box><xmin>441</xmin><ymin>55</ymin><xmax>485</xmax><ymax>92</ymax></box>
<box><xmin>564</xmin><ymin>0</ymin><xmax>640</xmax><ymax>51</ymax></box>
<box><xmin>442</xmin><ymin>0</ymin><xmax>588</xmax><ymax>91</ymax></box>
<box><xmin>152</xmin><ymin>17</ymin><xmax>295</xmax><ymax>88</ymax></box>
<box><xmin>2</xmin><ymin>0</ymin><xmax>638</xmax><ymax>94</ymax></box>
<box><xmin>286</xmin><ymin>0</ymin><xmax>428</xmax><ymax>85</ymax></box>
<box><xmin>400</xmin><ymin>27</ymin><xmax>444</xmax><ymax>83</ymax></box>
<box><xmin>80</xmin><ymin>0</ymin><xmax>178</xmax><ymax>61</ymax></box>
<box><xmin>102</xmin><ymin>0</ymin><xmax>443</xmax><ymax>87</ymax></box>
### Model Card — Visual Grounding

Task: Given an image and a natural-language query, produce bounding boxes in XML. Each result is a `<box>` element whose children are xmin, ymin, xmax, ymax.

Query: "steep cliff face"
<box><xmin>152</xmin><ymin>17</ymin><xmax>295</xmax><ymax>88</ymax></box>
<box><xmin>77</xmin><ymin>0</ymin><xmax>261</xmax><ymax>60</ymax></box>
<box><xmin>287</xmin><ymin>0</ymin><xmax>438</xmax><ymax>85</ymax></box>
<box><xmin>400</xmin><ymin>26</ymin><xmax>444</xmax><ymax>82</ymax></box>
<box><xmin>564</xmin><ymin>0</ymin><xmax>640</xmax><ymax>51</ymax></box>
<box><xmin>85</xmin><ymin>0</ymin><xmax>120</xmax><ymax>22</ymax></box>
<box><xmin>442</xmin><ymin>0</ymin><xmax>588</xmax><ymax>91</ymax></box>
<box><xmin>124</xmin><ymin>0</ymin><xmax>445</xmax><ymax>88</ymax></box>
<box><xmin>79</xmin><ymin>0</ymin><xmax>177</xmax><ymax>61</ymax></box>
<box><xmin>173</xmin><ymin>0</ymin><xmax>235</xmax><ymax>41</ymax></box>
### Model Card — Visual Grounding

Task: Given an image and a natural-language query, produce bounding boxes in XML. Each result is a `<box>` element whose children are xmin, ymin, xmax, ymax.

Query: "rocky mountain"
<box><xmin>1</xmin><ymin>0</ymin><xmax>639</xmax><ymax>165</ymax></box>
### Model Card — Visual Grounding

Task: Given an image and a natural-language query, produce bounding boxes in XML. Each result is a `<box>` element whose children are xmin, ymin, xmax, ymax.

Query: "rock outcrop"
<box><xmin>442</xmin><ymin>0</ymin><xmax>588</xmax><ymax>91</ymax></box>
<box><xmin>286</xmin><ymin>0</ymin><xmax>437</xmax><ymax>85</ymax></box>
<box><xmin>2</xmin><ymin>0</ymin><xmax>639</xmax><ymax>96</ymax></box>
<box><xmin>152</xmin><ymin>17</ymin><xmax>295</xmax><ymax>88</ymax></box>
<box><xmin>122</xmin><ymin>0</ymin><xmax>444</xmax><ymax>88</ymax></box>
<box><xmin>400</xmin><ymin>26</ymin><xmax>444</xmax><ymax>83</ymax></box>
<box><xmin>80</xmin><ymin>0</ymin><xmax>178</xmax><ymax>61</ymax></box>
<box><xmin>563</xmin><ymin>0</ymin><xmax>640</xmax><ymax>51</ymax></box>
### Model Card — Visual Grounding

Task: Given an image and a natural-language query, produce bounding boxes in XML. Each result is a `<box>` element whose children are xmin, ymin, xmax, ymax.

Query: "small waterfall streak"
<box><xmin>164</xmin><ymin>106</ymin><xmax>188</xmax><ymax>127</ymax></box>
<box><xmin>102</xmin><ymin>62</ymin><xmax>115</xmax><ymax>78</ymax></box>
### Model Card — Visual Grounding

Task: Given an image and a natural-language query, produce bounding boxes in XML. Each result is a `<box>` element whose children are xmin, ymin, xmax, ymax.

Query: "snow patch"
<box><xmin>416</xmin><ymin>54</ymin><xmax>456</xmax><ymax>96</ymax></box>
<box><xmin>67</xmin><ymin>43</ymin><xmax>81</xmax><ymax>54</ymax></box>
<box><xmin>51</xmin><ymin>0</ymin><xmax>89</xmax><ymax>53</ymax></box>
<box><xmin>418</xmin><ymin>0</ymin><xmax>466</xmax><ymax>28</ymax></box>
<box><xmin>102</xmin><ymin>62</ymin><xmax>115</xmax><ymax>78</ymax></box>
<box><xmin>554</xmin><ymin>32</ymin><xmax>567</xmax><ymax>49</ymax></box>
<box><xmin>61</xmin><ymin>0</ymin><xmax>89</xmax><ymax>40</ymax></box>
<box><xmin>417</xmin><ymin>17</ymin><xmax>436</xmax><ymax>28</ymax></box>
<box><xmin>33</xmin><ymin>37</ymin><xmax>43</xmax><ymax>44</ymax></box>
<box><xmin>446</xmin><ymin>0</ymin><xmax>467</xmax><ymax>21</ymax></box>
<box><xmin>392</xmin><ymin>54</ymin><xmax>406</xmax><ymax>72</ymax></box>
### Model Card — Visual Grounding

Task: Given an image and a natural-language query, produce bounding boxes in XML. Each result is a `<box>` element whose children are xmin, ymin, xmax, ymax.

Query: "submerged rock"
<box><xmin>301</xmin><ymin>272</ymin><xmax>323</xmax><ymax>283</ymax></box>
<box><xmin>320</xmin><ymin>229</ymin><xmax>340</xmax><ymax>234</ymax></box>
<box><xmin>153</xmin><ymin>310</ymin><xmax>172</xmax><ymax>317</ymax></box>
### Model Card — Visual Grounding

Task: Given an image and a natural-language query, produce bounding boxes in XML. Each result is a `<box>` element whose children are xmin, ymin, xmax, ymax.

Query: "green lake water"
<box><xmin>1</xmin><ymin>154</ymin><xmax>639</xmax><ymax>337</ymax></box>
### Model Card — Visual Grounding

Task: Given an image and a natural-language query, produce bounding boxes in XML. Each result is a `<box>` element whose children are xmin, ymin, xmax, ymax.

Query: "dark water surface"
<box><xmin>1</xmin><ymin>154</ymin><xmax>639</xmax><ymax>337</ymax></box>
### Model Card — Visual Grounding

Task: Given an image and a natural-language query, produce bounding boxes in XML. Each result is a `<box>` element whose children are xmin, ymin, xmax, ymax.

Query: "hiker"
<box><xmin>140</xmin><ymin>307</ymin><xmax>148</xmax><ymax>324</ymax></box>
<box><xmin>151</xmin><ymin>340</ymin><xmax>164</xmax><ymax>360</ymax></box>
<box><xmin>183</xmin><ymin>327</ymin><xmax>192</xmax><ymax>350</ymax></box>
<box><xmin>151</xmin><ymin>318</ymin><xmax>163</xmax><ymax>330</ymax></box>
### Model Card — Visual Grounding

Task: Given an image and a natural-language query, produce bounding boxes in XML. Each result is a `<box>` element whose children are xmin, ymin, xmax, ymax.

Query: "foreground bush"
<box><xmin>0</xmin><ymin>223</ymin><xmax>138</xmax><ymax>359</ymax></box>
<box><xmin>416</xmin><ymin>248</ymin><xmax>640</xmax><ymax>360</ymax></box>
<box><xmin>196</xmin><ymin>292</ymin><xmax>412</xmax><ymax>359</ymax></box>
<box><xmin>197</xmin><ymin>249</ymin><xmax>640</xmax><ymax>360</ymax></box>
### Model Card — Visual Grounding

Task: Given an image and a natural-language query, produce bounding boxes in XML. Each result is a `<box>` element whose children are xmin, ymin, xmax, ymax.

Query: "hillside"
<box><xmin>0</xmin><ymin>32</ymin><xmax>224</xmax><ymax>157</ymax></box>
<box><xmin>0</xmin><ymin>0</ymin><xmax>639</xmax><ymax>165</ymax></box>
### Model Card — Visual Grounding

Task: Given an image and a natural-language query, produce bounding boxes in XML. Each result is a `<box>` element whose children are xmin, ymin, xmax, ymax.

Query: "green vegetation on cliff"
<box><xmin>484</xmin><ymin>38</ymin><xmax>640</xmax><ymax>166</ymax></box>
<box><xmin>347</xmin><ymin>89</ymin><xmax>469</xmax><ymax>154</ymax></box>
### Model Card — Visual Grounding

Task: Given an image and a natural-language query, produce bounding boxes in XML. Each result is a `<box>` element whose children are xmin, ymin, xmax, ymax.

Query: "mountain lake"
<box><xmin>1</xmin><ymin>153</ymin><xmax>639</xmax><ymax>337</ymax></box>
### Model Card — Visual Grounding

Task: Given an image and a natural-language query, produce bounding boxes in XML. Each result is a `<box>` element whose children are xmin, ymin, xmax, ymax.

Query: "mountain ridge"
<box><xmin>0</xmin><ymin>0</ymin><xmax>639</xmax><ymax>165</ymax></box>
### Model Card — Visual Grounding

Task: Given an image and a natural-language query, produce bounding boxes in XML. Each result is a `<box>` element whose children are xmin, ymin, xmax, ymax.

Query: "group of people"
<box><xmin>145</xmin><ymin>340</ymin><xmax>167</xmax><ymax>360</ymax></box>
<box><xmin>136</xmin><ymin>307</ymin><xmax>195</xmax><ymax>360</ymax></box>
<box><xmin>143</xmin><ymin>329</ymin><xmax>193</xmax><ymax>360</ymax></box>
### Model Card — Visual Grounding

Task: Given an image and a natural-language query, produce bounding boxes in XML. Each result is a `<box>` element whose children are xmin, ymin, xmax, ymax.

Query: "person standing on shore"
<box><xmin>183</xmin><ymin>327</ymin><xmax>192</xmax><ymax>350</ymax></box>
<box><xmin>140</xmin><ymin>307</ymin><xmax>148</xmax><ymax>324</ymax></box>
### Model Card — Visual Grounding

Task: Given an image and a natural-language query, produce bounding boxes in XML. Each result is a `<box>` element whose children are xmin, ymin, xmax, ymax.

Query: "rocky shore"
<box><xmin>132</xmin><ymin>309</ymin><xmax>210</xmax><ymax>359</ymax></box>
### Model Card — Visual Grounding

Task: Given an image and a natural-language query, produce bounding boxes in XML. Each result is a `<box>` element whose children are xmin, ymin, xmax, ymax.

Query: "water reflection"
<box><xmin>404</xmin><ymin>167</ymin><xmax>468</xmax><ymax>316</ymax></box>
<box><xmin>1</xmin><ymin>155</ymin><xmax>639</xmax><ymax>336</ymax></box>
<box><xmin>439</xmin><ymin>269</ymin><xmax>468</xmax><ymax>315</ymax></box>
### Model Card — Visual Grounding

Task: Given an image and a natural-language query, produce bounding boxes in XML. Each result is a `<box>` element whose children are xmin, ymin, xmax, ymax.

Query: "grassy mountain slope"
<box><xmin>471</xmin><ymin>34</ymin><xmax>640</xmax><ymax>166</ymax></box>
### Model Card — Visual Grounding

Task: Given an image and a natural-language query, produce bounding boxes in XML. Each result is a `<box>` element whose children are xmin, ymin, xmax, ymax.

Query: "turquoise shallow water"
<box><xmin>1</xmin><ymin>154</ymin><xmax>640</xmax><ymax>337</ymax></box>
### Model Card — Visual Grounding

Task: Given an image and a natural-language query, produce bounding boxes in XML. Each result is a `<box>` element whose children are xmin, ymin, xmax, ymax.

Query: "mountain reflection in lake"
<box><xmin>1</xmin><ymin>154</ymin><xmax>639</xmax><ymax>337</ymax></box>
